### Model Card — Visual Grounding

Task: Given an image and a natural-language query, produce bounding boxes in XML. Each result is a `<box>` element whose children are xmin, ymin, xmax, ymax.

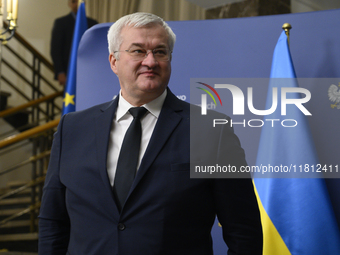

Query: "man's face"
<box><xmin>68</xmin><ymin>0</ymin><xmax>78</xmax><ymax>14</ymax></box>
<box><xmin>109</xmin><ymin>24</ymin><xmax>172</xmax><ymax>106</ymax></box>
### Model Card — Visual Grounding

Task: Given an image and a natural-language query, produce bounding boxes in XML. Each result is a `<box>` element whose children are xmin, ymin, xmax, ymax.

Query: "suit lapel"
<box><xmin>96</xmin><ymin>91</ymin><xmax>185</xmax><ymax>213</ymax></box>
<box><xmin>94</xmin><ymin>99</ymin><xmax>118</xmax><ymax>204</ymax></box>
<box><xmin>130</xmin><ymin>90</ymin><xmax>184</xmax><ymax>191</ymax></box>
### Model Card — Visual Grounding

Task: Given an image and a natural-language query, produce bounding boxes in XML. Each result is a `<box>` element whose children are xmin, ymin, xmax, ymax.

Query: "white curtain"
<box><xmin>85</xmin><ymin>0</ymin><xmax>206</xmax><ymax>23</ymax></box>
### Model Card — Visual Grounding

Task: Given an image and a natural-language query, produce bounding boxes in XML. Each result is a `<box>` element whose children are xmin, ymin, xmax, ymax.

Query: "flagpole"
<box><xmin>282</xmin><ymin>23</ymin><xmax>292</xmax><ymax>45</ymax></box>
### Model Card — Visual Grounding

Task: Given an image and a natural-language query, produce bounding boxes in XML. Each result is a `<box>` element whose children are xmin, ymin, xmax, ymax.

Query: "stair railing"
<box><xmin>0</xmin><ymin>118</ymin><xmax>60</xmax><ymax>233</ymax></box>
<box><xmin>0</xmin><ymin>20</ymin><xmax>64</xmax><ymax>237</ymax></box>
<box><xmin>1</xmin><ymin>21</ymin><xmax>61</xmax><ymax>133</ymax></box>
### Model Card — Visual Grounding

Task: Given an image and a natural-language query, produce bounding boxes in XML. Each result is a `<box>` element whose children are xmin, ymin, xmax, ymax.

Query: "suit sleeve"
<box><xmin>38</xmin><ymin>115</ymin><xmax>70</xmax><ymax>254</ymax></box>
<box><xmin>213</xmin><ymin>124</ymin><xmax>263</xmax><ymax>255</ymax></box>
<box><xmin>50</xmin><ymin>19</ymin><xmax>67</xmax><ymax>80</ymax></box>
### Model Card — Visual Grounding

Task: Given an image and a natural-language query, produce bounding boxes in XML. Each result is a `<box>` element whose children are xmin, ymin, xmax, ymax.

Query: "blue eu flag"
<box><xmin>62</xmin><ymin>2</ymin><xmax>88</xmax><ymax>115</ymax></box>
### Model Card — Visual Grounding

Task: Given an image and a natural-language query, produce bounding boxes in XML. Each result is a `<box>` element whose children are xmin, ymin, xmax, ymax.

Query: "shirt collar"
<box><xmin>116</xmin><ymin>89</ymin><xmax>167</xmax><ymax>122</ymax></box>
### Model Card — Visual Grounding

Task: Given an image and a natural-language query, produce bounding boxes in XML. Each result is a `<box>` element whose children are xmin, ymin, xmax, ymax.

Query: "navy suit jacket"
<box><xmin>50</xmin><ymin>13</ymin><xmax>97</xmax><ymax>79</ymax></box>
<box><xmin>38</xmin><ymin>89</ymin><xmax>262</xmax><ymax>255</ymax></box>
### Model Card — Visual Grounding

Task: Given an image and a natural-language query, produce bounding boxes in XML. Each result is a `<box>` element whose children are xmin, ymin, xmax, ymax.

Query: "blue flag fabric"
<box><xmin>62</xmin><ymin>2</ymin><xmax>88</xmax><ymax>115</ymax></box>
<box><xmin>254</xmin><ymin>31</ymin><xmax>340</xmax><ymax>254</ymax></box>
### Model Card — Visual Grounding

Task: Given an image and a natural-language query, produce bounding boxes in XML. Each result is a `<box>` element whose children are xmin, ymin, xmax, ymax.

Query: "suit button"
<box><xmin>118</xmin><ymin>223</ymin><xmax>126</xmax><ymax>231</ymax></box>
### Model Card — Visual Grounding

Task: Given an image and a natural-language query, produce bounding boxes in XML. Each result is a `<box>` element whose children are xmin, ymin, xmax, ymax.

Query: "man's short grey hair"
<box><xmin>107</xmin><ymin>12</ymin><xmax>176</xmax><ymax>59</ymax></box>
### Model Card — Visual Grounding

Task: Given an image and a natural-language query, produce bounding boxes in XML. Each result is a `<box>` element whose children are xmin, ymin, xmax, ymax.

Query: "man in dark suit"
<box><xmin>50</xmin><ymin>0</ymin><xmax>97</xmax><ymax>85</ymax></box>
<box><xmin>39</xmin><ymin>12</ymin><xmax>263</xmax><ymax>254</ymax></box>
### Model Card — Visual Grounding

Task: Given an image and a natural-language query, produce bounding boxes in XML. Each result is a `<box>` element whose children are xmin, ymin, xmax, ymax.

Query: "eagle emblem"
<box><xmin>328</xmin><ymin>83</ymin><xmax>340</xmax><ymax>109</ymax></box>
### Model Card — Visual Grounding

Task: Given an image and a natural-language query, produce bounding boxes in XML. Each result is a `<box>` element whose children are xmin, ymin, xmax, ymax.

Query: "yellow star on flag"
<box><xmin>63</xmin><ymin>93</ymin><xmax>75</xmax><ymax>107</ymax></box>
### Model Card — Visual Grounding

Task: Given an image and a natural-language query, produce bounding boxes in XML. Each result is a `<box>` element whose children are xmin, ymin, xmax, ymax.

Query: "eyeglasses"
<box><xmin>114</xmin><ymin>47</ymin><xmax>172</xmax><ymax>61</ymax></box>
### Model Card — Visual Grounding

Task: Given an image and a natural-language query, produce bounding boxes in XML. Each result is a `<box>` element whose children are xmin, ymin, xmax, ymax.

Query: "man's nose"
<box><xmin>142</xmin><ymin>50</ymin><xmax>158</xmax><ymax>67</ymax></box>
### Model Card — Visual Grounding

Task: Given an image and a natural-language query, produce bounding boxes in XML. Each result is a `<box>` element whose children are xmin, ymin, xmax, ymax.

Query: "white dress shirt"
<box><xmin>107</xmin><ymin>89</ymin><xmax>167</xmax><ymax>187</ymax></box>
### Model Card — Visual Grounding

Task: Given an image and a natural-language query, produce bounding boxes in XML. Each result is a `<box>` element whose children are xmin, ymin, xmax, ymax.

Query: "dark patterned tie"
<box><xmin>113</xmin><ymin>107</ymin><xmax>148</xmax><ymax>211</ymax></box>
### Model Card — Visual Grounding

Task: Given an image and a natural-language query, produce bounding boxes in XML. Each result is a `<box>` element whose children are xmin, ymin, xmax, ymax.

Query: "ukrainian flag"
<box><xmin>62</xmin><ymin>1</ymin><xmax>88</xmax><ymax>115</ymax></box>
<box><xmin>253</xmin><ymin>31</ymin><xmax>340</xmax><ymax>254</ymax></box>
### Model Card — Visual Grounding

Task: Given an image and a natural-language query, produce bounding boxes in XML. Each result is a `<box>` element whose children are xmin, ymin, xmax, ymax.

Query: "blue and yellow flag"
<box><xmin>253</xmin><ymin>31</ymin><xmax>340</xmax><ymax>254</ymax></box>
<box><xmin>62</xmin><ymin>2</ymin><xmax>88</xmax><ymax>115</ymax></box>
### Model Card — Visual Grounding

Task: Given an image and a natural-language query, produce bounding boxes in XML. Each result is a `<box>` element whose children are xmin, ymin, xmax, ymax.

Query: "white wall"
<box><xmin>12</xmin><ymin>0</ymin><xmax>70</xmax><ymax>62</ymax></box>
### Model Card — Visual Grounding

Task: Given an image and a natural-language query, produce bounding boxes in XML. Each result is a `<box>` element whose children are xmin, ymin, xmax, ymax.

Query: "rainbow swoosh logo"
<box><xmin>196</xmin><ymin>82</ymin><xmax>222</xmax><ymax>106</ymax></box>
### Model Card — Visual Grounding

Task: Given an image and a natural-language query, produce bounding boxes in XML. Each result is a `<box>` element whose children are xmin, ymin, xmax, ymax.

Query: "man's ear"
<box><xmin>109</xmin><ymin>53</ymin><xmax>118</xmax><ymax>75</ymax></box>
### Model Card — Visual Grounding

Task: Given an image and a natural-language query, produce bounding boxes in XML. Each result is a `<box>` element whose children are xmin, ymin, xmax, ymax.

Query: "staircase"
<box><xmin>0</xmin><ymin>92</ymin><xmax>31</xmax><ymax>132</ymax></box>
<box><xmin>0</xmin><ymin>22</ymin><xmax>63</xmax><ymax>253</ymax></box>
<box><xmin>0</xmin><ymin>182</ymin><xmax>38</xmax><ymax>253</ymax></box>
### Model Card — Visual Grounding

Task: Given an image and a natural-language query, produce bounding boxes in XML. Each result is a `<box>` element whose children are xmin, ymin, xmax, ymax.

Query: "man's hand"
<box><xmin>58</xmin><ymin>73</ymin><xmax>67</xmax><ymax>86</ymax></box>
